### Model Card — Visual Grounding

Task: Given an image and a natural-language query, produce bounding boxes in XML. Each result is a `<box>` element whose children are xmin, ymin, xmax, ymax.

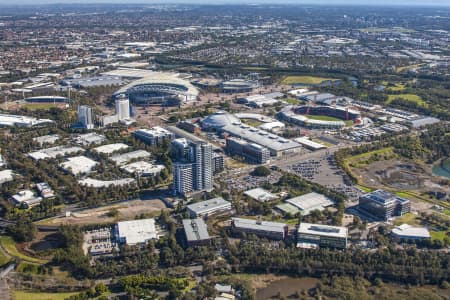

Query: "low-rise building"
<box><xmin>11</xmin><ymin>190</ymin><xmax>42</xmax><ymax>208</ymax></box>
<box><xmin>244</xmin><ymin>188</ymin><xmax>278</xmax><ymax>202</ymax></box>
<box><xmin>226</xmin><ymin>137</ymin><xmax>270</xmax><ymax>164</ymax></box>
<box><xmin>182</xmin><ymin>218</ymin><xmax>212</xmax><ymax>246</ymax></box>
<box><xmin>133</xmin><ymin>127</ymin><xmax>174</xmax><ymax>145</ymax></box>
<box><xmin>36</xmin><ymin>182</ymin><xmax>55</xmax><ymax>199</ymax></box>
<box><xmin>60</xmin><ymin>156</ymin><xmax>98</xmax><ymax>175</ymax></box>
<box><xmin>297</xmin><ymin>222</ymin><xmax>348</xmax><ymax>249</ymax></box>
<box><xmin>115</xmin><ymin>218</ymin><xmax>158</xmax><ymax>245</ymax></box>
<box><xmin>285</xmin><ymin>192</ymin><xmax>334</xmax><ymax>216</ymax></box>
<box><xmin>391</xmin><ymin>224</ymin><xmax>431</xmax><ymax>241</ymax></box>
<box><xmin>231</xmin><ymin>217</ymin><xmax>288</xmax><ymax>240</ymax></box>
<box><xmin>0</xmin><ymin>169</ymin><xmax>14</xmax><ymax>184</ymax></box>
<box><xmin>187</xmin><ymin>197</ymin><xmax>232</xmax><ymax>218</ymax></box>
<box><xmin>121</xmin><ymin>161</ymin><xmax>165</xmax><ymax>176</ymax></box>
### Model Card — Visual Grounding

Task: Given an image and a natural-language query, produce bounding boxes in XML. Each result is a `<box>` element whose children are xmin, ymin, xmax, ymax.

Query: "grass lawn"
<box><xmin>0</xmin><ymin>236</ymin><xmax>47</xmax><ymax>264</ymax></box>
<box><xmin>14</xmin><ymin>291</ymin><xmax>80</xmax><ymax>300</ymax></box>
<box><xmin>22</xmin><ymin>103</ymin><xmax>61</xmax><ymax>110</ymax></box>
<box><xmin>304</xmin><ymin>114</ymin><xmax>342</xmax><ymax>122</ymax></box>
<box><xmin>430</xmin><ymin>231</ymin><xmax>448</xmax><ymax>242</ymax></box>
<box><xmin>0</xmin><ymin>247</ymin><xmax>11</xmax><ymax>266</ymax></box>
<box><xmin>241</xmin><ymin>118</ymin><xmax>264</xmax><ymax>127</ymax></box>
<box><xmin>281</xmin><ymin>76</ymin><xmax>338</xmax><ymax>85</ymax></box>
<box><xmin>386</xmin><ymin>94</ymin><xmax>427</xmax><ymax>107</ymax></box>
<box><xmin>285</xmin><ymin>98</ymin><xmax>302</xmax><ymax>105</ymax></box>
<box><xmin>386</xmin><ymin>83</ymin><xmax>406</xmax><ymax>92</ymax></box>
<box><xmin>356</xmin><ymin>185</ymin><xmax>374</xmax><ymax>193</ymax></box>
<box><xmin>394</xmin><ymin>213</ymin><xmax>420</xmax><ymax>226</ymax></box>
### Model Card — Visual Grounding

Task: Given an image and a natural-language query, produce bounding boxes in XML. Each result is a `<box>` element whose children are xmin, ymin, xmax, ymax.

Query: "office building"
<box><xmin>231</xmin><ymin>217</ymin><xmax>288</xmax><ymax>240</ymax></box>
<box><xmin>133</xmin><ymin>127</ymin><xmax>174</xmax><ymax>146</ymax></box>
<box><xmin>187</xmin><ymin>197</ymin><xmax>232</xmax><ymax>218</ymax></box>
<box><xmin>226</xmin><ymin>137</ymin><xmax>270</xmax><ymax>164</ymax></box>
<box><xmin>182</xmin><ymin>218</ymin><xmax>212</xmax><ymax>246</ymax></box>
<box><xmin>115</xmin><ymin>96</ymin><xmax>131</xmax><ymax>121</ymax></box>
<box><xmin>391</xmin><ymin>224</ymin><xmax>430</xmax><ymax>241</ymax></box>
<box><xmin>297</xmin><ymin>222</ymin><xmax>348</xmax><ymax>249</ymax></box>
<box><xmin>212</xmin><ymin>153</ymin><xmax>225</xmax><ymax>174</ymax></box>
<box><xmin>115</xmin><ymin>218</ymin><xmax>157</xmax><ymax>245</ymax></box>
<box><xmin>77</xmin><ymin>105</ymin><xmax>94</xmax><ymax>129</ymax></box>
<box><xmin>244</xmin><ymin>188</ymin><xmax>278</xmax><ymax>203</ymax></box>
<box><xmin>10</xmin><ymin>190</ymin><xmax>42</xmax><ymax>209</ymax></box>
<box><xmin>359</xmin><ymin>189</ymin><xmax>411</xmax><ymax>221</ymax></box>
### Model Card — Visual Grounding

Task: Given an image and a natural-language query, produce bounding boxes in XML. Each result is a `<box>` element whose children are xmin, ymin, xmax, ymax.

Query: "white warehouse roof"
<box><xmin>116</xmin><ymin>218</ymin><xmax>157</xmax><ymax>245</ymax></box>
<box><xmin>286</xmin><ymin>192</ymin><xmax>334</xmax><ymax>215</ymax></box>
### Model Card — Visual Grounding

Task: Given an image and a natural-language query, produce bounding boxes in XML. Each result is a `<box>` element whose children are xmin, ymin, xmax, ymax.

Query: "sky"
<box><xmin>0</xmin><ymin>0</ymin><xmax>449</xmax><ymax>6</ymax></box>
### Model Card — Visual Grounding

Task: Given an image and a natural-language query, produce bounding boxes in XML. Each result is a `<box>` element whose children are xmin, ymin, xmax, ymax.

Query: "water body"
<box><xmin>432</xmin><ymin>158</ymin><xmax>450</xmax><ymax>179</ymax></box>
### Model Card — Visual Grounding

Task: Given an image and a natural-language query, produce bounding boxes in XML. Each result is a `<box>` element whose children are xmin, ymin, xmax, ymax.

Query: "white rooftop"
<box><xmin>60</xmin><ymin>156</ymin><xmax>98</xmax><ymax>175</ymax></box>
<box><xmin>78</xmin><ymin>178</ymin><xmax>136</xmax><ymax>188</ymax></box>
<box><xmin>33</xmin><ymin>134</ymin><xmax>60</xmax><ymax>145</ymax></box>
<box><xmin>93</xmin><ymin>143</ymin><xmax>129</xmax><ymax>155</ymax></box>
<box><xmin>294</xmin><ymin>137</ymin><xmax>327</xmax><ymax>150</ymax></box>
<box><xmin>110</xmin><ymin>150</ymin><xmax>151</xmax><ymax>165</ymax></box>
<box><xmin>0</xmin><ymin>113</ymin><xmax>54</xmax><ymax>127</ymax></box>
<box><xmin>286</xmin><ymin>192</ymin><xmax>334</xmax><ymax>215</ymax></box>
<box><xmin>0</xmin><ymin>169</ymin><xmax>14</xmax><ymax>184</ymax></box>
<box><xmin>73</xmin><ymin>133</ymin><xmax>106</xmax><ymax>146</ymax></box>
<box><xmin>28</xmin><ymin>146</ymin><xmax>84</xmax><ymax>160</ymax></box>
<box><xmin>121</xmin><ymin>161</ymin><xmax>165</xmax><ymax>175</ymax></box>
<box><xmin>244</xmin><ymin>188</ymin><xmax>278</xmax><ymax>202</ymax></box>
<box><xmin>392</xmin><ymin>224</ymin><xmax>430</xmax><ymax>238</ymax></box>
<box><xmin>116</xmin><ymin>218</ymin><xmax>157</xmax><ymax>245</ymax></box>
<box><xmin>298</xmin><ymin>222</ymin><xmax>348</xmax><ymax>239</ymax></box>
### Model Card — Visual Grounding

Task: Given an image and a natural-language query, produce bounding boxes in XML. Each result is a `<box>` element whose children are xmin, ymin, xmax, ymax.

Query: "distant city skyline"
<box><xmin>0</xmin><ymin>0</ymin><xmax>449</xmax><ymax>6</ymax></box>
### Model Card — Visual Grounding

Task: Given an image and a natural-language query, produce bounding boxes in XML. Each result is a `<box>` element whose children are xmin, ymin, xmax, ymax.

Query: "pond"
<box><xmin>432</xmin><ymin>158</ymin><xmax>450</xmax><ymax>179</ymax></box>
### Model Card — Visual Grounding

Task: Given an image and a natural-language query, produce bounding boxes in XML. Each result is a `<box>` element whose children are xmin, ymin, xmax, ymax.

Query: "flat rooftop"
<box><xmin>116</xmin><ymin>218</ymin><xmax>157</xmax><ymax>245</ymax></box>
<box><xmin>110</xmin><ymin>150</ymin><xmax>151</xmax><ymax>165</ymax></box>
<box><xmin>298</xmin><ymin>222</ymin><xmax>348</xmax><ymax>239</ymax></box>
<box><xmin>286</xmin><ymin>192</ymin><xmax>334</xmax><ymax>215</ymax></box>
<box><xmin>60</xmin><ymin>156</ymin><xmax>97</xmax><ymax>175</ymax></box>
<box><xmin>232</xmin><ymin>217</ymin><xmax>286</xmax><ymax>233</ymax></box>
<box><xmin>182</xmin><ymin>218</ymin><xmax>210</xmax><ymax>242</ymax></box>
<box><xmin>94</xmin><ymin>143</ymin><xmax>129</xmax><ymax>155</ymax></box>
<box><xmin>187</xmin><ymin>197</ymin><xmax>231</xmax><ymax>215</ymax></box>
<box><xmin>28</xmin><ymin>146</ymin><xmax>84</xmax><ymax>160</ymax></box>
<box><xmin>244</xmin><ymin>188</ymin><xmax>278</xmax><ymax>202</ymax></box>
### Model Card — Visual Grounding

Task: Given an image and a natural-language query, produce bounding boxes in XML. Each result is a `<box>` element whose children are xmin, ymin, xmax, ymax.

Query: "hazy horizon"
<box><xmin>0</xmin><ymin>0</ymin><xmax>449</xmax><ymax>6</ymax></box>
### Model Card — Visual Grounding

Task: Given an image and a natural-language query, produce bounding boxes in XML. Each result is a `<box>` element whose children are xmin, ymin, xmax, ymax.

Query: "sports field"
<box><xmin>14</xmin><ymin>291</ymin><xmax>80</xmax><ymax>300</ymax></box>
<box><xmin>281</xmin><ymin>76</ymin><xmax>338</xmax><ymax>85</ymax></box>
<box><xmin>386</xmin><ymin>94</ymin><xmax>427</xmax><ymax>107</ymax></box>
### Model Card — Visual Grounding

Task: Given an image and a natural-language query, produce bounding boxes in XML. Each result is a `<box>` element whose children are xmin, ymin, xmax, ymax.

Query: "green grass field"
<box><xmin>387</xmin><ymin>94</ymin><xmax>426</xmax><ymax>106</ymax></box>
<box><xmin>304</xmin><ymin>114</ymin><xmax>342</xmax><ymax>121</ymax></box>
<box><xmin>0</xmin><ymin>236</ymin><xmax>47</xmax><ymax>264</ymax></box>
<box><xmin>430</xmin><ymin>231</ymin><xmax>449</xmax><ymax>242</ymax></box>
<box><xmin>14</xmin><ymin>291</ymin><xmax>80</xmax><ymax>300</ymax></box>
<box><xmin>285</xmin><ymin>98</ymin><xmax>302</xmax><ymax>105</ymax></box>
<box><xmin>386</xmin><ymin>83</ymin><xmax>406</xmax><ymax>92</ymax></box>
<box><xmin>22</xmin><ymin>103</ymin><xmax>62</xmax><ymax>110</ymax></box>
<box><xmin>241</xmin><ymin>118</ymin><xmax>264</xmax><ymax>127</ymax></box>
<box><xmin>393</xmin><ymin>213</ymin><xmax>420</xmax><ymax>226</ymax></box>
<box><xmin>281</xmin><ymin>76</ymin><xmax>338</xmax><ymax>85</ymax></box>
<box><xmin>0</xmin><ymin>247</ymin><xmax>11</xmax><ymax>266</ymax></box>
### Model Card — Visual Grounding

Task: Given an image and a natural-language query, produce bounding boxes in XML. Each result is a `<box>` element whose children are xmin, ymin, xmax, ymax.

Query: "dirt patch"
<box><xmin>43</xmin><ymin>199</ymin><xmax>169</xmax><ymax>226</ymax></box>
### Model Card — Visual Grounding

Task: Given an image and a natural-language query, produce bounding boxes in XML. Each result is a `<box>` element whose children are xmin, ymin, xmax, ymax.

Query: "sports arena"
<box><xmin>278</xmin><ymin>105</ymin><xmax>361</xmax><ymax>129</ymax></box>
<box><xmin>112</xmin><ymin>72</ymin><xmax>199</xmax><ymax>107</ymax></box>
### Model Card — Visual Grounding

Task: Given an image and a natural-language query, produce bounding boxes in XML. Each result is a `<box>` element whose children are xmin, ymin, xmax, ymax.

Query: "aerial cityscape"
<box><xmin>0</xmin><ymin>2</ymin><xmax>449</xmax><ymax>300</ymax></box>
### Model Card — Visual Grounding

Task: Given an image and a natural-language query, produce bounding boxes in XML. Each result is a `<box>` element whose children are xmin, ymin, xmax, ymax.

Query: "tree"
<box><xmin>252</xmin><ymin>166</ymin><xmax>271</xmax><ymax>177</ymax></box>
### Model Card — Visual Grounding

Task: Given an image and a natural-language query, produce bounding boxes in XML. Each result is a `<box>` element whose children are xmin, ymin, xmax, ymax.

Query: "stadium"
<box><xmin>112</xmin><ymin>72</ymin><xmax>199</xmax><ymax>107</ymax></box>
<box><xmin>278</xmin><ymin>105</ymin><xmax>361</xmax><ymax>129</ymax></box>
<box><xmin>24</xmin><ymin>96</ymin><xmax>71</xmax><ymax>103</ymax></box>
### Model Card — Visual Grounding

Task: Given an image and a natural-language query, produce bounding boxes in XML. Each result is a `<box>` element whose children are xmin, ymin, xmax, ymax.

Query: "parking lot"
<box><xmin>83</xmin><ymin>227</ymin><xmax>118</xmax><ymax>256</ymax></box>
<box><xmin>220</xmin><ymin>171</ymin><xmax>283</xmax><ymax>191</ymax></box>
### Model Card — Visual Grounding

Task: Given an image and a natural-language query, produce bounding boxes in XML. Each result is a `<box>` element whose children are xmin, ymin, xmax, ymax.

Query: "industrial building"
<box><xmin>121</xmin><ymin>161</ymin><xmax>165</xmax><ymax>176</ymax></box>
<box><xmin>60</xmin><ymin>156</ymin><xmax>98</xmax><ymax>175</ymax></box>
<box><xmin>359</xmin><ymin>190</ymin><xmax>411</xmax><ymax>221</ymax></box>
<box><xmin>0</xmin><ymin>170</ymin><xmax>14</xmax><ymax>184</ymax></box>
<box><xmin>297</xmin><ymin>222</ymin><xmax>348</xmax><ymax>249</ymax></box>
<box><xmin>186</xmin><ymin>197</ymin><xmax>232</xmax><ymax>218</ymax></box>
<box><xmin>294</xmin><ymin>137</ymin><xmax>327</xmax><ymax>151</ymax></box>
<box><xmin>284</xmin><ymin>192</ymin><xmax>334</xmax><ymax>216</ymax></box>
<box><xmin>36</xmin><ymin>182</ymin><xmax>55</xmax><ymax>199</ymax></box>
<box><xmin>182</xmin><ymin>218</ymin><xmax>212</xmax><ymax>246</ymax></box>
<box><xmin>94</xmin><ymin>143</ymin><xmax>129</xmax><ymax>155</ymax></box>
<box><xmin>244</xmin><ymin>188</ymin><xmax>278</xmax><ymax>203</ymax></box>
<box><xmin>110</xmin><ymin>150</ymin><xmax>151</xmax><ymax>165</ymax></box>
<box><xmin>231</xmin><ymin>218</ymin><xmax>288</xmax><ymax>240</ymax></box>
<box><xmin>115</xmin><ymin>218</ymin><xmax>158</xmax><ymax>246</ymax></box>
<box><xmin>28</xmin><ymin>146</ymin><xmax>84</xmax><ymax>160</ymax></box>
<box><xmin>391</xmin><ymin>224</ymin><xmax>431</xmax><ymax>241</ymax></box>
<box><xmin>33</xmin><ymin>134</ymin><xmax>60</xmax><ymax>146</ymax></box>
<box><xmin>225</xmin><ymin>137</ymin><xmax>270</xmax><ymax>164</ymax></box>
<box><xmin>73</xmin><ymin>133</ymin><xmax>106</xmax><ymax>146</ymax></box>
<box><xmin>77</xmin><ymin>105</ymin><xmax>94</xmax><ymax>129</ymax></box>
<box><xmin>133</xmin><ymin>127</ymin><xmax>174</xmax><ymax>146</ymax></box>
<box><xmin>221</xmin><ymin>124</ymin><xmax>301</xmax><ymax>157</ymax></box>
<box><xmin>0</xmin><ymin>113</ymin><xmax>54</xmax><ymax>128</ymax></box>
